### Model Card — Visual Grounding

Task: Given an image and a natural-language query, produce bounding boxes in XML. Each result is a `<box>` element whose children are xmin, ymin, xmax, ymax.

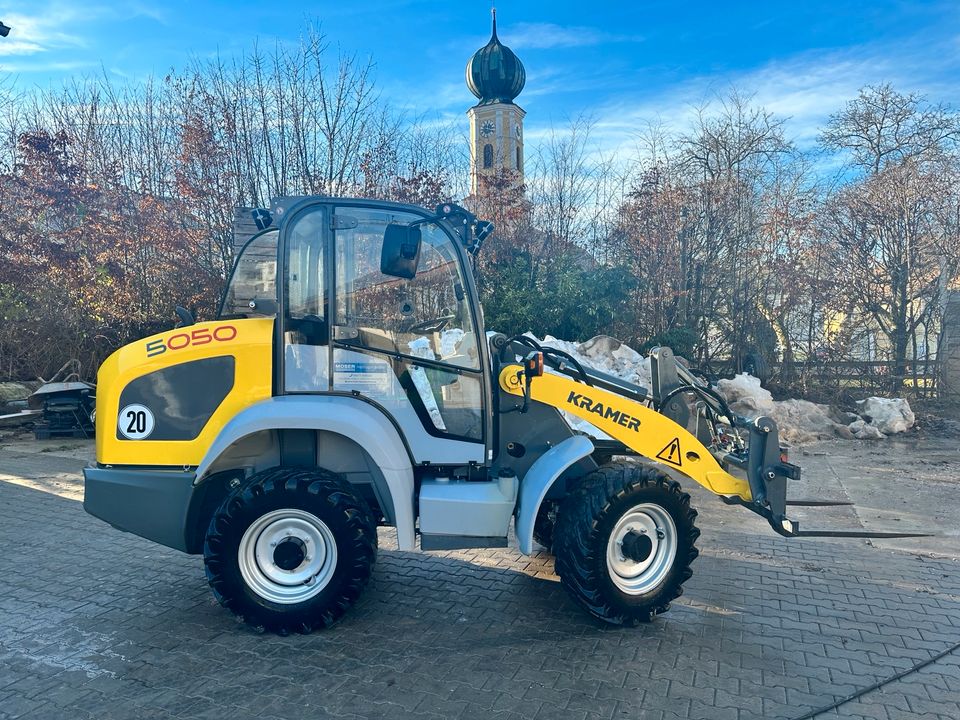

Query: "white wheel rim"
<box><xmin>238</xmin><ymin>509</ymin><xmax>337</xmax><ymax>604</ymax></box>
<box><xmin>606</xmin><ymin>504</ymin><xmax>677</xmax><ymax>595</ymax></box>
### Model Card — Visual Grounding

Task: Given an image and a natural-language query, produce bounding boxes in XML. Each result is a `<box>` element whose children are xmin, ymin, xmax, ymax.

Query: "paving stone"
<box><xmin>1</xmin><ymin>452</ymin><xmax>960</xmax><ymax>720</ymax></box>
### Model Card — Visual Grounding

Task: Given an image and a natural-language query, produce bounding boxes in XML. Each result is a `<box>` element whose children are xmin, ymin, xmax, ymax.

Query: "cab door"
<box><xmin>318</xmin><ymin>203</ymin><xmax>487</xmax><ymax>465</ymax></box>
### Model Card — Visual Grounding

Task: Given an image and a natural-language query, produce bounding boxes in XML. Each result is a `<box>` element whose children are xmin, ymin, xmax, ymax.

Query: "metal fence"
<box><xmin>705</xmin><ymin>358</ymin><xmax>942</xmax><ymax>399</ymax></box>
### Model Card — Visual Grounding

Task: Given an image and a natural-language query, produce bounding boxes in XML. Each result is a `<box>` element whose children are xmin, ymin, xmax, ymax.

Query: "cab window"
<box><xmin>220</xmin><ymin>230</ymin><xmax>278</xmax><ymax>318</ymax></box>
<box><xmin>335</xmin><ymin>209</ymin><xmax>479</xmax><ymax>370</ymax></box>
<box><xmin>332</xmin><ymin>207</ymin><xmax>483</xmax><ymax>441</ymax></box>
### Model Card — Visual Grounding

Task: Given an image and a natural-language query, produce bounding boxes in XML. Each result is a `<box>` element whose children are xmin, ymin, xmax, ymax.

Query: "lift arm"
<box><xmin>498</xmin><ymin>365</ymin><xmax>752</xmax><ymax>500</ymax></box>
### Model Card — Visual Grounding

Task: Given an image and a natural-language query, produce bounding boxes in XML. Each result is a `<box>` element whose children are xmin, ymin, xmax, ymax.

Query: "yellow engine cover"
<box><xmin>95</xmin><ymin>318</ymin><xmax>274</xmax><ymax>467</ymax></box>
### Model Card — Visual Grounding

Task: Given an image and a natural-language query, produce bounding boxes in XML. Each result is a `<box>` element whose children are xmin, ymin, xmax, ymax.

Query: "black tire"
<box><xmin>554</xmin><ymin>462</ymin><xmax>699</xmax><ymax>626</ymax></box>
<box><xmin>203</xmin><ymin>466</ymin><xmax>377</xmax><ymax>634</ymax></box>
<box><xmin>533</xmin><ymin>501</ymin><xmax>557</xmax><ymax>551</ymax></box>
<box><xmin>743</xmin><ymin>351</ymin><xmax>771</xmax><ymax>384</ymax></box>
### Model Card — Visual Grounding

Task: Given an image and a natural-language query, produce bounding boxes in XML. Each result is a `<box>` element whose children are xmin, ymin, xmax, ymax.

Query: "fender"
<box><xmin>195</xmin><ymin>395</ymin><xmax>417</xmax><ymax>551</ymax></box>
<box><xmin>515</xmin><ymin>435</ymin><xmax>595</xmax><ymax>555</ymax></box>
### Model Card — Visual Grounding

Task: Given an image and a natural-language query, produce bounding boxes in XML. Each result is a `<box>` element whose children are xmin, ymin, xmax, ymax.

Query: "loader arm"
<box><xmin>498</xmin><ymin>366</ymin><xmax>752</xmax><ymax>501</ymax></box>
<box><xmin>499</xmin><ymin>361</ymin><xmax>929</xmax><ymax>540</ymax></box>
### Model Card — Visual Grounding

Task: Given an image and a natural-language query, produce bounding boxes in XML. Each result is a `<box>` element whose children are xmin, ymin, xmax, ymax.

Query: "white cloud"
<box><xmin>0</xmin><ymin>1</ymin><xmax>165</xmax><ymax>57</ymax></box>
<box><xmin>503</xmin><ymin>22</ymin><xmax>643</xmax><ymax>51</ymax></box>
<box><xmin>0</xmin><ymin>4</ymin><xmax>88</xmax><ymax>56</ymax></box>
<box><xmin>567</xmin><ymin>34</ymin><xmax>960</xmax><ymax>161</ymax></box>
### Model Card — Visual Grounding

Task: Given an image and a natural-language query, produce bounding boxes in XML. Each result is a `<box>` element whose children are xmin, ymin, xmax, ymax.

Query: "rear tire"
<box><xmin>742</xmin><ymin>351</ymin><xmax>771</xmax><ymax>384</ymax></box>
<box><xmin>203</xmin><ymin>466</ymin><xmax>377</xmax><ymax>634</ymax></box>
<box><xmin>554</xmin><ymin>462</ymin><xmax>699</xmax><ymax>625</ymax></box>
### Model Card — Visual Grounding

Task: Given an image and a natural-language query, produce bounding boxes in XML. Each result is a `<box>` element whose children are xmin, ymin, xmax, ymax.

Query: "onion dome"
<box><xmin>466</xmin><ymin>9</ymin><xmax>526</xmax><ymax>105</ymax></box>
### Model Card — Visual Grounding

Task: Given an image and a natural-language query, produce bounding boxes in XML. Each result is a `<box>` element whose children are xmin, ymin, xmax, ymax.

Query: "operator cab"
<box><xmin>220</xmin><ymin>199</ymin><xmax>495</xmax><ymax>465</ymax></box>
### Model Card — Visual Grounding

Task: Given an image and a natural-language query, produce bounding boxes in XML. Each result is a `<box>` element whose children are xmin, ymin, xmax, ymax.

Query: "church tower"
<box><xmin>465</xmin><ymin>9</ymin><xmax>526</xmax><ymax>195</ymax></box>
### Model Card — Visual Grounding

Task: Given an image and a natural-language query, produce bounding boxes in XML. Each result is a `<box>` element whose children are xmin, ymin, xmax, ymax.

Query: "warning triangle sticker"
<box><xmin>656</xmin><ymin>437</ymin><xmax>682</xmax><ymax>467</ymax></box>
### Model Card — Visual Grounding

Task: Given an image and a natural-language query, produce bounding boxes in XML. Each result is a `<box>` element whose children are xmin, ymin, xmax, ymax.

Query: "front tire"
<box><xmin>533</xmin><ymin>501</ymin><xmax>557</xmax><ymax>551</ymax></box>
<box><xmin>203</xmin><ymin>467</ymin><xmax>377</xmax><ymax>634</ymax></box>
<box><xmin>554</xmin><ymin>462</ymin><xmax>699</xmax><ymax>625</ymax></box>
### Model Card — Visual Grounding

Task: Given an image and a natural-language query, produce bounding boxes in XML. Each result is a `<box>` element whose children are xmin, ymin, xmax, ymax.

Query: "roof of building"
<box><xmin>465</xmin><ymin>9</ymin><xmax>525</xmax><ymax>106</ymax></box>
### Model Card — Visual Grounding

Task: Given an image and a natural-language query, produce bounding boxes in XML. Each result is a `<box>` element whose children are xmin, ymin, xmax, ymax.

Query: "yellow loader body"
<box><xmin>95</xmin><ymin>317</ymin><xmax>273</xmax><ymax>467</ymax></box>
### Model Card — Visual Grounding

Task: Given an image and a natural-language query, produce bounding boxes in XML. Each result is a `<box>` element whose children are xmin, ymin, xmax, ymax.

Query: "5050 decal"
<box><xmin>146</xmin><ymin>325</ymin><xmax>237</xmax><ymax>357</ymax></box>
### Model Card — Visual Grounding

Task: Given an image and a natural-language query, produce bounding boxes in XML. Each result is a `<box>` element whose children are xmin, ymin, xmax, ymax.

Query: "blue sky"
<box><xmin>2</xmin><ymin>0</ymin><xmax>960</xmax><ymax>155</ymax></box>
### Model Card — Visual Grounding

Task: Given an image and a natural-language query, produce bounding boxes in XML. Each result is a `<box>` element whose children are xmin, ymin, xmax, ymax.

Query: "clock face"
<box><xmin>480</xmin><ymin>120</ymin><xmax>496</xmax><ymax>138</ymax></box>
<box><xmin>515</xmin><ymin>125</ymin><xmax>522</xmax><ymax>139</ymax></box>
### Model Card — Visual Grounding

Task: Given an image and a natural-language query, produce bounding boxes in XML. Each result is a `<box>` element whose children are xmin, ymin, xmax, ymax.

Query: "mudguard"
<box><xmin>194</xmin><ymin>395</ymin><xmax>417</xmax><ymax>550</ymax></box>
<box><xmin>515</xmin><ymin>435</ymin><xmax>595</xmax><ymax>555</ymax></box>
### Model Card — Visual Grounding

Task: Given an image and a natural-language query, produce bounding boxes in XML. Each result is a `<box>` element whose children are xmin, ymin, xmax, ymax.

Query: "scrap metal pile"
<box><xmin>0</xmin><ymin>361</ymin><xmax>95</xmax><ymax>439</ymax></box>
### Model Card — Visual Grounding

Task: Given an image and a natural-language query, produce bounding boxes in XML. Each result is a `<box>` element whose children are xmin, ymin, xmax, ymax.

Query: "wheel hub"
<box><xmin>620</xmin><ymin>530</ymin><xmax>653</xmax><ymax>563</ymax></box>
<box><xmin>273</xmin><ymin>536</ymin><xmax>307</xmax><ymax>571</ymax></box>
<box><xmin>606</xmin><ymin>504</ymin><xmax>678</xmax><ymax>596</ymax></box>
<box><xmin>237</xmin><ymin>509</ymin><xmax>338</xmax><ymax>604</ymax></box>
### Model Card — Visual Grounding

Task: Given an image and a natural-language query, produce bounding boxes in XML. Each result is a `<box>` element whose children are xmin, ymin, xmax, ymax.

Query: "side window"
<box><xmin>483</xmin><ymin>144</ymin><xmax>493</xmax><ymax>168</ymax></box>
<box><xmin>335</xmin><ymin>209</ymin><xmax>479</xmax><ymax>370</ymax></box>
<box><xmin>287</xmin><ymin>212</ymin><xmax>325</xmax><ymax>322</ymax></box>
<box><xmin>220</xmin><ymin>230</ymin><xmax>278</xmax><ymax>318</ymax></box>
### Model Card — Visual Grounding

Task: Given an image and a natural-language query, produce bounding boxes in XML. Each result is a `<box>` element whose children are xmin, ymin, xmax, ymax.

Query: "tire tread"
<box><xmin>554</xmin><ymin>461</ymin><xmax>700</xmax><ymax>626</ymax></box>
<box><xmin>203</xmin><ymin>466</ymin><xmax>377</xmax><ymax>634</ymax></box>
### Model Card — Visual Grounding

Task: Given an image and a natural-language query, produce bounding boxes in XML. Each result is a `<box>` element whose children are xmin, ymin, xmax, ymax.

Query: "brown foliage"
<box><xmin>0</xmin><ymin>130</ymin><xmax>219</xmax><ymax>380</ymax></box>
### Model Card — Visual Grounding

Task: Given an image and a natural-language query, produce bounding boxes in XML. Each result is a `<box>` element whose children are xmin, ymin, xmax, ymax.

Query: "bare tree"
<box><xmin>821</xmin><ymin>84</ymin><xmax>960</xmax><ymax>175</ymax></box>
<box><xmin>821</xmin><ymin>85</ymin><xmax>960</xmax><ymax>390</ymax></box>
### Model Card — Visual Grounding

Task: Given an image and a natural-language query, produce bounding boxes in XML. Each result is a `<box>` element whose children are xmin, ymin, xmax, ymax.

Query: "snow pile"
<box><xmin>716</xmin><ymin>373</ymin><xmax>847</xmax><ymax>444</ymax></box>
<box><xmin>538</xmin><ymin>334</ymin><xmax>653</xmax><ymax>389</ymax></box>
<box><xmin>518</xmin><ymin>334</ymin><xmax>914</xmax><ymax>445</ymax></box>
<box><xmin>519</xmin><ymin>334</ymin><xmax>651</xmax><ymax>439</ymax></box>
<box><xmin>715</xmin><ymin>373</ymin><xmax>776</xmax><ymax>415</ymax></box>
<box><xmin>717</xmin><ymin>372</ymin><xmax>914</xmax><ymax>443</ymax></box>
<box><xmin>856</xmin><ymin>397</ymin><xmax>915</xmax><ymax>435</ymax></box>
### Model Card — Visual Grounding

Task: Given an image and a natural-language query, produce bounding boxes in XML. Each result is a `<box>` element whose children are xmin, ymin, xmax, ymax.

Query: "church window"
<box><xmin>483</xmin><ymin>144</ymin><xmax>493</xmax><ymax>168</ymax></box>
<box><xmin>516</xmin><ymin>146</ymin><xmax>521</xmax><ymax>171</ymax></box>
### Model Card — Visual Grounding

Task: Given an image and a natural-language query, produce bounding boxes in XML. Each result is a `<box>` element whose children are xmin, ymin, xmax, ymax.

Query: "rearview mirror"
<box><xmin>381</xmin><ymin>224</ymin><xmax>422</xmax><ymax>279</ymax></box>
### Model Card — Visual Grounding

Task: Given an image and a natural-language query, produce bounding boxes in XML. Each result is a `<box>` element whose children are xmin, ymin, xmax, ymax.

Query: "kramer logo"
<box><xmin>566</xmin><ymin>391</ymin><xmax>641</xmax><ymax>431</ymax></box>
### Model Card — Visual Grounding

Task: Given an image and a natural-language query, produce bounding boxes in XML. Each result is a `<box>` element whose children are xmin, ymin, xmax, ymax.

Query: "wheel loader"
<box><xmin>83</xmin><ymin>197</ymin><xmax>921</xmax><ymax>633</ymax></box>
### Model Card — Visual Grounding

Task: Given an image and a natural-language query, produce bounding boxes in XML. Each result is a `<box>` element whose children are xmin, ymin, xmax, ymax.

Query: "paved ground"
<box><xmin>1</xmin><ymin>434</ymin><xmax>960</xmax><ymax>720</ymax></box>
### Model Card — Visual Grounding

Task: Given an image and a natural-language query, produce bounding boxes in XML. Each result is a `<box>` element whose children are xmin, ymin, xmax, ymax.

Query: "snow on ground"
<box><xmin>716</xmin><ymin>373</ymin><xmax>914</xmax><ymax>444</ymax></box>
<box><xmin>521</xmin><ymin>334</ymin><xmax>914</xmax><ymax>445</ymax></box>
